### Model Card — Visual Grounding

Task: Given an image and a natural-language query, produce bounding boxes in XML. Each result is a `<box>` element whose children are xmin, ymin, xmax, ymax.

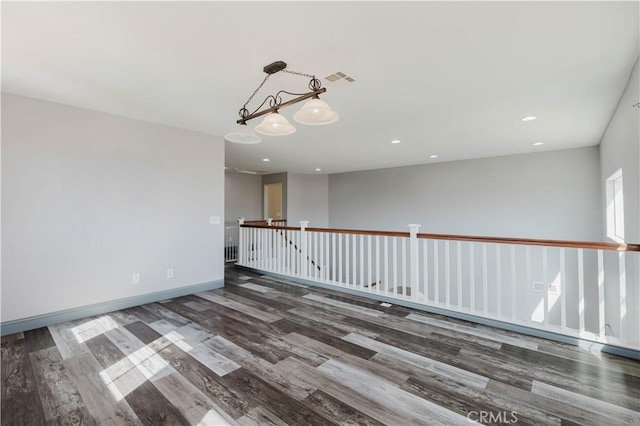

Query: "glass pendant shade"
<box><xmin>224</xmin><ymin>124</ymin><xmax>262</xmax><ymax>144</ymax></box>
<box><xmin>254</xmin><ymin>112</ymin><xmax>296</xmax><ymax>136</ymax></box>
<box><xmin>293</xmin><ymin>98</ymin><xmax>339</xmax><ymax>125</ymax></box>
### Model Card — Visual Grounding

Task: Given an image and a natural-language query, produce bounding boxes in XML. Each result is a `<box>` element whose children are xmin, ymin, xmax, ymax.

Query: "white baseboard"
<box><xmin>0</xmin><ymin>279</ymin><xmax>224</xmax><ymax>336</ymax></box>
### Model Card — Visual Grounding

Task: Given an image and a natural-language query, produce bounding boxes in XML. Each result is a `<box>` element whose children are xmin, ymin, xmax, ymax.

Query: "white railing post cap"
<box><xmin>408</xmin><ymin>224</ymin><xmax>421</xmax><ymax>236</ymax></box>
<box><xmin>267</xmin><ymin>218</ymin><xmax>273</xmax><ymax>226</ymax></box>
<box><xmin>299</xmin><ymin>220</ymin><xmax>310</xmax><ymax>231</ymax></box>
<box><xmin>238</xmin><ymin>217</ymin><xmax>245</xmax><ymax>225</ymax></box>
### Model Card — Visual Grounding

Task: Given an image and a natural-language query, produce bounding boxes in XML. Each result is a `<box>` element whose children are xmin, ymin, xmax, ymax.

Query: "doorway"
<box><xmin>264</xmin><ymin>183</ymin><xmax>283</xmax><ymax>220</ymax></box>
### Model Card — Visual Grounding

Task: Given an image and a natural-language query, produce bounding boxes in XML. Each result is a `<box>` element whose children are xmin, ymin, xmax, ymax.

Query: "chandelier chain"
<box><xmin>243</xmin><ymin>74</ymin><xmax>271</xmax><ymax>109</ymax></box>
<box><xmin>281</xmin><ymin>69</ymin><xmax>316</xmax><ymax>79</ymax></box>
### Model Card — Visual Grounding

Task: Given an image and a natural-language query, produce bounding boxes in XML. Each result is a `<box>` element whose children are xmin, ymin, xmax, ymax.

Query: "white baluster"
<box><xmin>352</xmin><ymin>234</ymin><xmax>357</xmax><ymax>287</ymax></box>
<box><xmin>264</xmin><ymin>227</ymin><xmax>270</xmax><ymax>270</ymax></box>
<box><xmin>510</xmin><ymin>245</ymin><xmax>517</xmax><ymax>321</ymax></box>
<box><xmin>401</xmin><ymin>237</ymin><xmax>407</xmax><ymax>297</ymax></box>
<box><xmin>375</xmin><ymin>236</ymin><xmax>381</xmax><ymax>293</ymax></box>
<box><xmin>578</xmin><ymin>249</ymin><xmax>585</xmax><ymax>333</ymax></box>
<box><xmin>560</xmin><ymin>248</ymin><xmax>566</xmax><ymax>328</ymax></box>
<box><xmin>598</xmin><ymin>249</ymin><xmax>604</xmax><ymax>337</ymax></box>
<box><xmin>542</xmin><ymin>247</ymin><xmax>548</xmax><ymax>326</ymax></box>
<box><xmin>424</xmin><ymin>239</ymin><xmax>429</xmax><ymax>302</ymax></box>
<box><xmin>434</xmin><ymin>240</ymin><xmax>439</xmax><ymax>304</ymax></box>
<box><xmin>339</xmin><ymin>233</ymin><xmax>343</xmax><ymax>284</ymax></box>
<box><xmin>445</xmin><ymin>240</ymin><xmax>450</xmax><ymax>307</ymax></box>
<box><xmin>300</xmin><ymin>221</ymin><xmax>309</xmax><ymax>277</ymax></box>
<box><xmin>287</xmin><ymin>228</ymin><xmax>292</xmax><ymax>274</ymax></box>
<box><xmin>408</xmin><ymin>224</ymin><xmax>421</xmax><ymax>301</ymax></box>
<box><xmin>482</xmin><ymin>244</ymin><xmax>488</xmax><ymax>316</ymax></box>
<box><xmin>619</xmin><ymin>251</ymin><xmax>627</xmax><ymax>341</ymax></box>
<box><xmin>367</xmin><ymin>235</ymin><xmax>372</xmax><ymax>292</ymax></box>
<box><xmin>384</xmin><ymin>237</ymin><xmax>389</xmax><ymax>294</ymax></box>
<box><xmin>526</xmin><ymin>246</ymin><xmax>532</xmax><ymax>322</ymax></box>
<box><xmin>469</xmin><ymin>244</ymin><xmax>475</xmax><ymax>312</ymax></box>
<box><xmin>359</xmin><ymin>234</ymin><xmax>364</xmax><ymax>289</ymax></box>
<box><xmin>393</xmin><ymin>238</ymin><xmax>398</xmax><ymax>296</ymax></box>
<box><xmin>457</xmin><ymin>242</ymin><xmax>462</xmax><ymax>310</ymax></box>
<box><xmin>496</xmin><ymin>245</ymin><xmax>502</xmax><ymax>318</ymax></box>
<box><xmin>314</xmin><ymin>231</ymin><xmax>319</xmax><ymax>279</ymax></box>
<box><xmin>332</xmin><ymin>233</ymin><xmax>337</xmax><ymax>282</ymax></box>
<box><xmin>345</xmin><ymin>233</ymin><xmax>350</xmax><ymax>285</ymax></box>
<box><xmin>319</xmin><ymin>232</ymin><xmax>324</xmax><ymax>280</ymax></box>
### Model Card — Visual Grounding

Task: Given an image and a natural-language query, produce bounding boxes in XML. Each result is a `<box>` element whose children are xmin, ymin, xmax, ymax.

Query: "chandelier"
<box><xmin>224</xmin><ymin>61</ymin><xmax>339</xmax><ymax>144</ymax></box>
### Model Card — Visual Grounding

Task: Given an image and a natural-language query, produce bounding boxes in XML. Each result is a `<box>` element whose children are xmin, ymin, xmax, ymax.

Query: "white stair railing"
<box><xmin>237</xmin><ymin>221</ymin><xmax>640</xmax><ymax>351</ymax></box>
<box><xmin>224</xmin><ymin>225</ymin><xmax>239</xmax><ymax>262</ymax></box>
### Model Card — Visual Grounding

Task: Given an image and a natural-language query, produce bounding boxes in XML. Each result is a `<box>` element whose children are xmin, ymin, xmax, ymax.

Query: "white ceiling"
<box><xmin>2</xmin><ymin>2</ymin><xmax>638</xmax><ymax>174</ymax></box>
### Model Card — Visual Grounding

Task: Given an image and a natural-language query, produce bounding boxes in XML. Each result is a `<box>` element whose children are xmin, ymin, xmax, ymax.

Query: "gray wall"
<box><xmin>329</xmin><ymin>147</ymin><xmax>602</xmax><ymax>241</ymax></box>
<box><xmin>225</xmin><ymin>171</ymin><xmax>262</xmax><ymax>225</ymax></box>
<box><xmin>287</xmin><ymin>173</ymin><xmax>329</xmax><ymax>228</ymax></box>
<box><xmin>599</xmin><ymin>57</ymin><xmax>640</xmax><ymax>344</ymax></box>
<box><xmin>262</xmin><ymin>172</ymin><xmax>288</xmax><ymax>220</ymax></box>
<box><xmin>1</xmin><ymin>93</ymin><xmax>225</xmax><ymax>323</ymax></box>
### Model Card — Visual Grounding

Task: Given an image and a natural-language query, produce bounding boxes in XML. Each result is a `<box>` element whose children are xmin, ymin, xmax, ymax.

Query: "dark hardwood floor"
<box><xmin>2</xmin><ymin>265</ymin><xmax>639</xmax><ymax>425</ymax></box>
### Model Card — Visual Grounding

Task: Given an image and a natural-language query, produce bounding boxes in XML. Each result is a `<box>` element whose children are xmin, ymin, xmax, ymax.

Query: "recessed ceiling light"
<box><xmin>390</xmin><ymin>140</ymin><xmax>401</xmax><ymax>144</ymax></box>
<box><xmin>532</xmin><ymin>142</ymin><xmax>544</xmax><ymax>146</ymax></box>
<box><xmin>262</xmin><ymin>158</ymin><xmax>270</xmax><ymax>162</ymax></box>
<box><xmin>315</xmin><ymin>168</ymin><xmax>322</xmax><ymax>171</ymax></box>
<box><xmin>521</xmin><ymin>116</ymin><xmax>537</xmax><ymax>122</ymax></box>
<box><xmin>429</xmin><ymin>155</ymin><xmax>438</xmax><ymax>158</ymax></box>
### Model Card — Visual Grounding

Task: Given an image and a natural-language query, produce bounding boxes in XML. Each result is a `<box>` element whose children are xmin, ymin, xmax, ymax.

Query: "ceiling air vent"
<box><xmin>324</xmin><ymin>71</ymin><xmax>355</xmax><ymax>87</ymax></box>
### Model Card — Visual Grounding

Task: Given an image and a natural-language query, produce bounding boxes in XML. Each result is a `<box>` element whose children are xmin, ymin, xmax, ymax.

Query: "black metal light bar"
<box><xmin>237</xmin><ymin>88</ymin><xmax>326</xmax><ymax>124</ymax></box>
<box><xmin>235</xmin><ymin>60</ymin><xmax>328</xmax><ymax>124</ymax></box>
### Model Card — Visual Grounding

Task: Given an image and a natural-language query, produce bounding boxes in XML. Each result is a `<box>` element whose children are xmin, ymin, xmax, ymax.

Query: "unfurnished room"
<box><xmin>1</xmin><ymin>1</ymin><xmax>639</xmax><ymax>425</ymax></box>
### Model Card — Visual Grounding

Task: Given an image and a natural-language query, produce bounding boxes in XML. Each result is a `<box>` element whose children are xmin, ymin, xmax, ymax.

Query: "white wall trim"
<box><xmin>0</xmin><ymin>280</ymin><xmax>224</xmax><ymax>336</ymax></box>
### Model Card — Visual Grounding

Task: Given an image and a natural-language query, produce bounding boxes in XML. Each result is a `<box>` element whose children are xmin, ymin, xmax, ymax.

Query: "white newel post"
<box><xmin>238</xmin><ymin>217</ymin><xmax>245</xmax><ymax>264</ymax></box>
<box><xmin>267</xmin><ymin>218</ymin><xmax>273</xmax><ymax>226</ymax></box>
<box><xmin>408</xmin><ymin>224</ymin><xmax>421</xmax><ymax>300</ymax></box>
<box><xmin>300</xmin><ymin>221</ymin><xmax>310</xmax><ymax>277</ymax></box>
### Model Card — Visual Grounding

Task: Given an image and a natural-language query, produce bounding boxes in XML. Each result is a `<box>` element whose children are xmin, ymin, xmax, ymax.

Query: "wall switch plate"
<box><xmin>132</xmin><ymin>273</ymin><xmax>141</xmax><ymax>284</ymax></box>
<box><xmin>533</xmin><ymin>281</ymin><xmax>545</xmax><ymax>292</ymax></box>
<box><xmin>167</xmin><ymin>268</ymin><xmax>174</xmax><ymax>279</ymax></box>
<box><xmin>210</xmin><ymin>216</ymin><xmax>221</xmax><ymax>225</ymax></box>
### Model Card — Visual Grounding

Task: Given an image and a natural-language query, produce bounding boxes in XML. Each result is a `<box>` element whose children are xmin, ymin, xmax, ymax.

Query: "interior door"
<box><xmin>264</xmin><ymin>183</ymin><xmax>282</xmax><ymax>220</ymax></box>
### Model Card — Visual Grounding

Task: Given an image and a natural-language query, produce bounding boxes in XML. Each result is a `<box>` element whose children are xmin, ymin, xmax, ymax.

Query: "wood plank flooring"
<box><xmin>2</xmin><ymin>265</ymin><xmax>639</xmax><ymax>425</ymax></box>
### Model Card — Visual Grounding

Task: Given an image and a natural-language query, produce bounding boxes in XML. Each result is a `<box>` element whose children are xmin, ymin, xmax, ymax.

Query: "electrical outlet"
<box><xmin>210</xmin><ymin>216</ymin><xmax>221</xmax><ymax>225</ymax></box>
<box><xmin>132</xmin><ymin>273</ymin><xmax>141</xmax><ymax>284</ymax></box>
<box><xmin>167</xmin><ymin>268</ymin><xmax>174</xmax><ymax>279</ymax></box>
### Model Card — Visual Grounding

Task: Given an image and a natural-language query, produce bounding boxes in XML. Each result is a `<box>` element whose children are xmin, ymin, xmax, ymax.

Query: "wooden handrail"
<box><xmin>240</xmin><ymin>223</ymin><xmax>640</xmax><ymax>252</ymax></box>
<box><xmin>307</xmin><ymin>227</ymin><xmax>410</xmax><ymax>238</ymax></box>
<box><xmin>241</xmin><ymin>224</ymin><xmax>409</xmax><ymax>238</ymax></box>
<box><xmin>242</xmin><ymin>224</ymin><xmax>301</xmax><ymax>231</ymax></box>
<box><xmin>243</xmin><ymin>219</ymin><xmax>287</xmax><ymax>225</ymax></box>
<box><xmin>416</xmin><ymin>233</ymin><xmax>640</xmax><ymax>252</ymax></box>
